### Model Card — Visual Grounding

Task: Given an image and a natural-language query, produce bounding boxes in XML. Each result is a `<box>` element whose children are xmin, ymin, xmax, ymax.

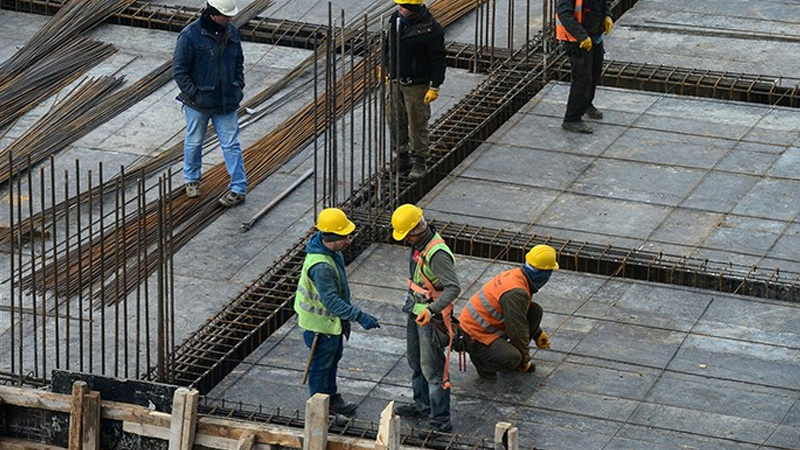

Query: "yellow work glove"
<box><xmin>535</xmin><ymin>331</ymin><xmax>551</xmax><ymax>349</ymax></box>
<box><xmin>604</xmin><ymin>16</ymin><xmax>614</xmax><ymax>35</ymax></box>
<box><xmin>377</xmin><ymin>66</ymin><xmax>388</xmax><ymax>85</ymax></box>
<box><xmin>517</xmin><ymin>360</ymin><xmax>535</xmax><ymax>373</ymax></box>
<box><xmin>415</xmin><ymin>308</ymin><xmax>431</xmax><ymax>326</ymax></box>
<box><xmin>423</xmin><ymin>87</ymin><xmax>440</xmax><ymax>104</ymax></box>
<box><xmin>579</xmin><ymin>37</ymin><xmax>592</xmax><ymax>51</ymax></box>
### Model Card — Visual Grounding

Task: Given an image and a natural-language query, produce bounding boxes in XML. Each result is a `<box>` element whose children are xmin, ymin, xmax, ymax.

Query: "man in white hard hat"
<box><xmin>172</xmin><ymin>0</ymin><xmax>248</xmax><ymax>207</ymax></box>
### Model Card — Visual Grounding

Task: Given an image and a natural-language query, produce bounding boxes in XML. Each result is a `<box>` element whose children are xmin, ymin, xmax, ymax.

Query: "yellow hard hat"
<box><xmin>526</xmin><ymin>245</ymin><xmax>559</xmax><ymax>270</ymax></box>
<box><xmin>391</xmin><ymin>204</ymin><xmax>423</xmax><ymax>241</ymax></box>
<box><xmin>317</xmin><ymin>208</ymin><xmax>355</xmax><ymax>235</ymax></box>
<box><xmin>393</xmin><ymin>0</ymin><xmax>425</xmax><ymax>4</ymax></box>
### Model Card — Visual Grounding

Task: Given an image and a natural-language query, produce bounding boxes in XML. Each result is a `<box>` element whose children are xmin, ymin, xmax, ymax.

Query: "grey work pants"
<box><xmin>387</xmin><ymin>83</ymin><xmax>431</xmax><ymax>158</ymax></box>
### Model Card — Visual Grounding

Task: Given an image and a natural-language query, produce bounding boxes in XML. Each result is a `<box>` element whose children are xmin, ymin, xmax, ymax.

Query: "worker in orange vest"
<box><xmin>556</xmin><ymin>0</ymin><xmax>614</xmax><ymax>134</ymax></box>
<box><xmin>458</xmin><ymin>245</ymin><xmax>558</xmax><ymax>380</ymax></box>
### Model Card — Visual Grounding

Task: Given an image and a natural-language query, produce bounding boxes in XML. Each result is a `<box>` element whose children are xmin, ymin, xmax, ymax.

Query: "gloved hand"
<box><xmin>415</xmin><ymin>308</ymin><xmax>432</xmax><ymax>326</ymax></box>
<box><xmin>423</xmin><ymin>87</ymin><xmax>440</xmax><ymax>104</ymax></box>
<box><xmin>358</xmin><ymin>312</ymin><xmax>380</xmax><ymax>330</ymax></box>
<box><xmin>535</xmin><ymin>331</ymin><xmax>551</xmax><ymax>349</ymax></box>
<box><xmin>377</xmin><ymin>66</ymin><xmax>388</xmax><ymax>85</ymax></box>
<box><xmin>604</xmin><ymin>16</ymin><xmax>614</xmax><ymax>35</ymax></box>
<box><xmin>579</xmin><ymin>37</ymin><xmax>592</xmax><ymax>51</ymax></box>
<box><xmin>517</xmin><ymin>360</ymin><xmax>535</xmax><ymax>372</ymax></box>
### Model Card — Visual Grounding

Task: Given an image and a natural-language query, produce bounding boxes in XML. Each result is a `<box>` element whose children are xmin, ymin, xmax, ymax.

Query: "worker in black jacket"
<box><xmin>556</xmin><ymin>0</ymin><xmax>614</xmax><ymax>134</ymax></box>
<box><xmin>382</xmin><ymin>0</ymin><xmax>446</xmax><ymax>180</ymax></box>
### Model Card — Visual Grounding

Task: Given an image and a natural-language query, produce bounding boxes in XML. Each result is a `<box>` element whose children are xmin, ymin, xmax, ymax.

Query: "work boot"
<box><xmin>417</xmin><ymin>421</ymin><xmax>453</xmax><ymax>438</ymax></box>
<box><xmin>390</xmin><ymin>152</ymin><xmax>413</xmax><ymax>173</ymax></box>
<box><xmin>561</xmin><ymin>120</ymin><xmax>594</xmax><ymax>134</ymax></box>
<box><xmin>585</xmin><ymin>105</ymin><xmax>604</xmax><ymax>120</ymax></box>
<box><xmin>330</xmin><ymin>394</ymin><xmax>358</xmax><ymax>416</ymax></box>
<box><xmin>408</xmin><ymin>158</ymin><xmax>427</xmax><ymax>180</ymax></box>
<box><xmin>394</xmin><ymin>403</ymin><xmax>430</xmax><ymax>418</ymax></box>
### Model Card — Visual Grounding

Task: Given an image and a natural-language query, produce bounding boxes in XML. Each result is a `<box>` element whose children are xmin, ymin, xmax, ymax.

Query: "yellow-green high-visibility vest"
<box><xmin>295</xmin><ymin>253</ymin><xmax>343</xmax><ymax>335</ymax></box>
<box><xmin>409</xmin><ymin>233</ymin><xmax>455</xmax><ymax>314</ymax></box>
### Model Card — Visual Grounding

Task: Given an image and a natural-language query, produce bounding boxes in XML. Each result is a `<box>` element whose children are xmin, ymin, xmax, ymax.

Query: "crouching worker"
<box><xmin>295</xmin><ymin>208</ymin><xmax>381</xmax><ymax>416</ymax></box>
<box><xmin>458</xmin><ymin>245</ymin><xmax>558</xmax><ymax>380</ymax></box>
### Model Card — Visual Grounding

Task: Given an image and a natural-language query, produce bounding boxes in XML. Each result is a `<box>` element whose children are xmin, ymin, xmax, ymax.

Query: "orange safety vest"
<box><xmin>555</xmin><ymin>0</ymin><xmax>583</xmax><ymax>42</ymax></box>
<box><xmin>459</xmin><ymin>267</ymin><xmax>531</xmax><ymax>346</ymax></box>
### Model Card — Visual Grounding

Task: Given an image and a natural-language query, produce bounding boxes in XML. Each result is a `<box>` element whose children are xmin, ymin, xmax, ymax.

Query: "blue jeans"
<box><xmin>183</xmin><ymin>106</ymin><xmax>247</xmax><ymax>195</ymax></box>
<box><xmin>303</xmin><ymin>331</ymin><xmax>344</xmax><ymax>398</ymax></box>
<box><xmin>406</xmin><ymin>313</ymin><xmax>450</xmax><ymax>427</ymax></box>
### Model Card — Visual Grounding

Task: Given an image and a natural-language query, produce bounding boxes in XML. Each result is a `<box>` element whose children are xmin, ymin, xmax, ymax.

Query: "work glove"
<box><xmin>604</xmin><ymin>16</ymin><xmax>614</xmax><ymax>35</ymax></box>
<box><xmin>423</xmin><ymin>87</ymin><xmax>440</xmax><ymax>105</ymax></box>
<box><xmin>377</xmin><ymin>65</ymin><xmax>388</xmax><ymax>85</ymax></box>
<box><xmin>517</xmin><ymin>360</ymin><xmax>535</xmax><ymax>373</ymax></box>
<box><xmin>535</xmin><ymin>331</ymin><xmax>551</xmax><ymax>349</ymax></box>
<box><xmin>415</xmin><ymin>308</ymin><xmax>432</xmax><ymax>326</ymax></box>
<box><xmin>358</xmin><ymin>312</ymin><xmax>380</xmax><ymax>330</ymax></box>
<box><xmin>579</xmin><ymin>37</ymin><xmax>592</xmax><ymax>51</ymax></box>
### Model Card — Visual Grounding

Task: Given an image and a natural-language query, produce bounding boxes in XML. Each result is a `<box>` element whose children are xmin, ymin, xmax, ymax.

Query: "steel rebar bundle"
<box><xmin>0</xmin><ymin>75</ymin><xmax>126</xmax><ymax>183</ymax></box>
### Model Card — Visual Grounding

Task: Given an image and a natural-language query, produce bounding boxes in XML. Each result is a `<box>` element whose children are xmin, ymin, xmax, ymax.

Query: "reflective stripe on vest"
<box><xmin>459</xmin><ymin>267</ymin><xmax>531</xmax><ymax>346</ymax></box>
<box><xmin>294</xmin><ymin>252</ymin><xmax>343</xmax><ymax>335</ymax></box>
<box><xmin>555</xmin><ymin>0</ymin><xmax>583</xmax><ymax>42</ymax></box>
<box><xmin>409</xmin><ymin>234</ymin><xmax>455</xmax><ymax>315</ymax></box>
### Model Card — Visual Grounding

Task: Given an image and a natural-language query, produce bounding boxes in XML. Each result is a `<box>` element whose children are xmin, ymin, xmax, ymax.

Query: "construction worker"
<box><xmin>172</xmin><ymin>0</ymin><xmax>248</xmax><ymax>207</ymax></box>
<box><xmin>459</xmin><ymin>245</ymin><xmax>558</xmax><ymax>380</ymax></box>
<box><xmin>382</xmin><ymin>0</ymin><xmax>446</xmax><ymax>180</ymax></box>
<box><xmin>294</xmin><ymin>208</ymin><xmax>381</xmax><ymax>416</ymax></box>
<box><xmin>556</xmin><ymin>0</ymin><xmax>614</xmax><ymax>134</ymax></box>
<box><xmin>391</xmin><ymin>204</ymin><xmax>460</xmax><ymax>433</ymax></box>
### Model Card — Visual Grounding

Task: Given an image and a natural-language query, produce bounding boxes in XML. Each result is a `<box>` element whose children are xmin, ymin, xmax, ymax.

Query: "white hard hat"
<box><xmin>207</xmin><ymin>0</ymin><xmax>238</xmax><ymax>16</ymax></box>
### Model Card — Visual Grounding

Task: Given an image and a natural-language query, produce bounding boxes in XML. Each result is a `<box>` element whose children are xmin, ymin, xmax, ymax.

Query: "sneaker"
<box><xmin>394</xmin><ymin>403</ymin><xmax>430</xmax><ymax>418</ymax></box>
<box><xmin>218</xmin><ymin>190</ymin><xmax>245</xmax><ymax>207</ymax></box>
<box><xmin>185</xmin><ymin>181</ymin><xmax>201</xmax><ymax>198</ymax></box>
<box><xmin>561</xmin><ymin>120</ymin><xmax>594</xmax><ymax>134</ymax></box>
<box><xmin>408</xmin><ymin>160</ymin><xmax>426</xmax><ymax>180</ymax></box>
<box><xmin>585</xmin><ymin>105</ymin><xmax>604</xmax><ymax>120</ymax></box>
<box><xmin>330</xmin><ymin>395</ymin><xmax>358</xmax><ymax>416</ymax></box>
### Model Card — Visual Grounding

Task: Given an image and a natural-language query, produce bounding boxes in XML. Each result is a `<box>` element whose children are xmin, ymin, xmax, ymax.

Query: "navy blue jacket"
<box><xmin>306</xmin><ymin>232</ymin><xmax>364</xmax><ymax>325</ymax></box>
<box><xmin>557</xmin><ymin>0</ymin><xmax>609</xmax><ymax>43</ymax></box>
<box><xmin>172</xmin><ymin>17</ymin><xmax>244</xmax><ymax>114</ymax></box>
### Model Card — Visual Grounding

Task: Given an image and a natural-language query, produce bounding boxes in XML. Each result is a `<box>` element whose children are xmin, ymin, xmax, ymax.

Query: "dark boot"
<box><xmin>391</xmin><ymin>152</ymin><xmax>412</xmax><ymax>173</ymax></box>
<box><xmin>330</xmin><ymin>394</ymin><xmax>358</xmax><ymax>416</ymax></box>
<box><xmin>408</xmin><ymin>157</ymin><xmax>426</xmax><ymax>180</ymax></box>
<box><xmin>585</xmin><ymin>105</ymin><xmax>604</xmax><ymax>120</ymax></box>
<box><xmin>394</xmin><ymin>403</ymin><xmax>430</xmax><ymax>418</ymax></box>
<box><xmin>561</xmin><ymin>120</ymin><xmax>594</xmax><ymax>134</ymax></box>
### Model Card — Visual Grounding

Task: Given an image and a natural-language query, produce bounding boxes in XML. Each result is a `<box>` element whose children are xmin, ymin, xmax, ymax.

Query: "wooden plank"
<box><xmin>236</xmin><ymin>431</ymin><xmax>256</xmax><ymax>450</ymax></box>
<box><xmin>81</xmin><ymin>392</ymin><xmax>101</xmax><ymax>450</ymax></box>
<box><xmin>168</xmin><ymin>387</ymin><xmax>189</xmax><ymax>450</ymax></box>
<box><xmin>303</xmin><ymin>394</ymin><xmax>328</xmax><ymax>450</ymax></box>
<box><xmin>68</xmin><ymin>381</ymin><xmax>88</xmax><ymax>450</ymax></box>
<box><xmin>0</xmin><ymin>437</ymin><xmax>68</xmax><ymax>450</ymax></box>
<box><xmin>494</xmin><ymin>422</ymin><xmax>518</xmax><ymax>450</ymax></box>
<box><xmin>180</xmin><ymin>389</ymin><xmax>199</xmax><ymax>450</ymax></box>
<box><xmin>375</xmin><ymin>401</ymin><xmax>399</xmax><ymax>450</ymax></box>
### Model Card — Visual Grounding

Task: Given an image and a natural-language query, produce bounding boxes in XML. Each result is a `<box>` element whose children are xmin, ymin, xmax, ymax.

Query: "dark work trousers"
<box><xmin>466</xmin><ymin>302</ymin><xmax>543</xmax><ymax>376</ymax></box>
<box><xmin>303</xmin><ymin>330</ymin><xmax>344</xmax><ymax>398</ymax></box>
<box><xmin>563</xmin><ymin>40</ymin><xmax>605</xmax><ymax>123</ymax></box>
<box><xmin>387</xmin><ymin>83</ymin><xmax>431</xmax><ymax>160</ymax></box>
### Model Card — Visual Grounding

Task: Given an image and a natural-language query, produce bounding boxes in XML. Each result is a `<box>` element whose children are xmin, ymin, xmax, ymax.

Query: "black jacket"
<box><xmin>383</xmin><ymin>6</ymin><xmax>446</xmax><ymax>88</ymax></box>
<box><xmin>557</xmin><ymin>0</ymin><xmax>609</xmax><ymax>43</ymax></box>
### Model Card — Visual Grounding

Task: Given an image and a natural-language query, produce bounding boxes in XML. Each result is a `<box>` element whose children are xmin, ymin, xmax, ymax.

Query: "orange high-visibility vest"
<box><xmin>555</xmin><ymin>0</ymin><xmax>583</xmax><ymax>42</ymax></box>
<box><xmin>459</xmin><ymin>268</ymin><xmax>531</xmax><ymax>346</ymax></box>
